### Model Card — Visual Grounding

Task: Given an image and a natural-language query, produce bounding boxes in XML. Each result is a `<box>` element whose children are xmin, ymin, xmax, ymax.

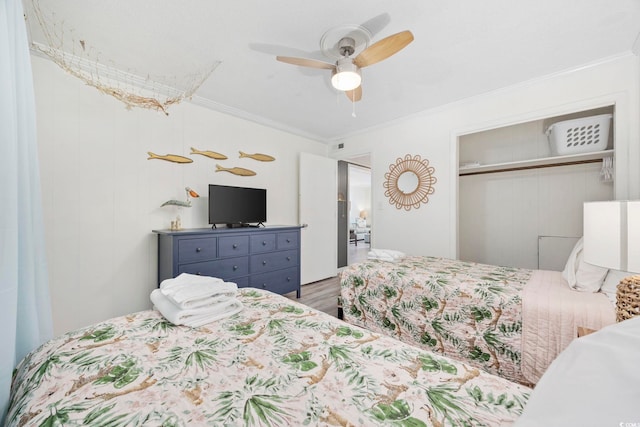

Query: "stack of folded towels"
<box><xmin>367</xmin><ymin>248</ymin><xmax>406</xmax><ymax>262</ymax></box>
<box><xmin>150</xmin><ymin>273</ymin><xmax>243</xmax><ymax>327</ymax></box>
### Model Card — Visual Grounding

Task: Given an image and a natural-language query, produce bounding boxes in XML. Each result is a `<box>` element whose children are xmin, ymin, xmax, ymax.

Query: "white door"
<box><xmin>299</xmin><ymin>153</ymin><xmax>337</xmax><ymax>284</ymax></box>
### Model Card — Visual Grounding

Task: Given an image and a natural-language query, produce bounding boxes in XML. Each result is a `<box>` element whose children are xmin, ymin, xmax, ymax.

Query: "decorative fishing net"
<box><xmin>24</xmin><ymin>0</ymin><xmax>220</xmax><ymax>115</ymax></box>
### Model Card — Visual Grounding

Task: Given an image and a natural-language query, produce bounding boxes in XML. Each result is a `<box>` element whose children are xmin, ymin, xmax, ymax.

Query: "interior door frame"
<box><xmin>337</xmin><ymin>154</ymin><xmax>373</xmax><ymax>266</ymax></box>
<box><xmin>337</xmin><ymin>161</ymin><xmax>349</xmax><ymax>268</ymax></box>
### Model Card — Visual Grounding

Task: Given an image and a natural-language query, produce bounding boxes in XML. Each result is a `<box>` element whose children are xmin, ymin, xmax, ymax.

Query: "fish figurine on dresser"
<box><xmin>161</xmin><ymin>187</ymin><xmax>200</xmax><ymax>208</ymax></box>
<box><xmin>215</xmin><ymin>164</ymin><xmax>256</xmax><ymax>176</ymax></box>
<box><xmin>190</xmin><ymin>147</ymin><xmax>228</xmax><ymax>160</ymax></box>
<box><xmin>239</xmin><ymin>151</ymin><xmax>275</xmax><ymax>162</ymax></box>
<box><xmin>147</xmin><ymin>152</ymin><xmax>193</xmax><ymax>163</ymax></box>
<box><xmin>161</xmin><ymin>199</ymin><xmax>191</xmax><ymax>208</ymax></box>
<box><xmin>185</xmin><ymin>187</ymin><xmax>200</xmax><ymax>198</ymax></box>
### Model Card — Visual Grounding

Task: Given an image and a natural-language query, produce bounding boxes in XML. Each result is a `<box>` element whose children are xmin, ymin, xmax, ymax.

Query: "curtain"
<box><xmin>0</xmin><ymin>0</ymin><xmax>53</xmax><ymax>422</ymax></box>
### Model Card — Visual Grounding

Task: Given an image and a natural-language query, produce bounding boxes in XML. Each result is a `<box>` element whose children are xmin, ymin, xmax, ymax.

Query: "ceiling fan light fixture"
<box><xmin>331</xmin><ymin>58</ymin><xmax>361</xmax><ymax>91</ymax></box>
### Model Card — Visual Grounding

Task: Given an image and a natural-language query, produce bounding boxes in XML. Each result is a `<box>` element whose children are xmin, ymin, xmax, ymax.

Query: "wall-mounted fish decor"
<box><xmin>215</xmin><ymin>164</ymin><xmax>256</xmax><ymax>176</ymax></box>
<box><xmin>191</xmin><ymin>147</ymin><xmax>228</xmax><ymax>160</ymax></box>
<box><xmin>147</xmin><ymin>152</ymin><xmax>193</xmax><ymax>163</ymax></box>
<box><xmin>239</xmin><ymin>151</ymin><xmax>275</xmax><ymax>162</ymax></box>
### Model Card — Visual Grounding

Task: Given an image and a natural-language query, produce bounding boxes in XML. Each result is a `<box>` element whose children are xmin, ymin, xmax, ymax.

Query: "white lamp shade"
<box><xmin>628</xmin><ymin>201</ymin><xmax>640</xmax><ymax>272</ymax></box>
<box><xmin>583</xmin><ymin>201</ymin><xmax>625</xmax><ymax>269</ymax></box>
<box><xmin>331</xmin><ymin>58</ymin><xmax>361</xmax><ymax>91</ymax></box>
<box><xmin>331</xmin><ymin>71</ymin><xmax>361</xmax><ymax>91</ymax></box>
<box><xmin>584</xmin><ymin>200</ymin><xmax>640</xmax><ymax>272</ymax></box>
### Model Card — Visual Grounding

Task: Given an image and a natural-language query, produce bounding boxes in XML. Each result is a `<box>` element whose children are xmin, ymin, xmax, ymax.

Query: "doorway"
<box><xmin>337</xmin><ymin>155</ymin><xmax>372</xmax><ymax>267</ymax></box>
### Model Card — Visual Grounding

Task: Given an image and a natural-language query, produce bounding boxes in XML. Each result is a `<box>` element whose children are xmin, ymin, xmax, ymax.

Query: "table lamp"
<box><xmin>583</xmin><ymin>200</ymin><xmax>640</xmax><ymax>321</ymax></box>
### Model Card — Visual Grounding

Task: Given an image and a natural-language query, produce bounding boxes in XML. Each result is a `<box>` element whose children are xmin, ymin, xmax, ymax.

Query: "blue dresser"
<box><xmin>153</xmin><ymin>225</ymin><xmax>301</xmax><ymax>297</ymax></box>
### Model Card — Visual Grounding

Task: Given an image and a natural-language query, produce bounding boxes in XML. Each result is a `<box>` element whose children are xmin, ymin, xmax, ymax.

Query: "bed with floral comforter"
<box><xmin>8</xmin><ymin>288</ymin><xmax>529</xmax><ymax>426</ymax></box>
<box><xmin>340</xmin><ymin>256</ymin><xmax>533</xmax><ymax>384</ymax></box>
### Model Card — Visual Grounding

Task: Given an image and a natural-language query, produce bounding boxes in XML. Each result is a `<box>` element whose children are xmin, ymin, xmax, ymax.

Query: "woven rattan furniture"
<box><xmin>616</xmin><ymin>275</ymin><xmax>640</xmax><ymax>322</ymax></box>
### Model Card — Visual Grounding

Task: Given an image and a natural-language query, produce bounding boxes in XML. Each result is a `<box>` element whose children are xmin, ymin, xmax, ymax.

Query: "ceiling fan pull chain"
<box><xmin>352</xmin><ymin>97</ymin><xmax>357</xmax><ymax>118</ymax></box>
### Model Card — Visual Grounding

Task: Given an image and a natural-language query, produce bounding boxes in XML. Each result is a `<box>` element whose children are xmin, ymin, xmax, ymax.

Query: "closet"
<box><xmin>458</xmin><ymin>106</ymin><xmax>614</xmax><ymax>270</ymax></box>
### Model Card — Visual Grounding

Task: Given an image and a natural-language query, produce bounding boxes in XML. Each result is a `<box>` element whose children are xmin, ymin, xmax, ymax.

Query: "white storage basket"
<box><xmin>546</xmin><ymin>114</ymin><xmax>612</xmax><ymax>156</ymax></box>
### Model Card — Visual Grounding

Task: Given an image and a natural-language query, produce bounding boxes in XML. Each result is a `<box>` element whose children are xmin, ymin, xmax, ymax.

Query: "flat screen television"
<box><xmin>208</xmin><ymin>184</ymin><xmax>267</xmax><ymax>227</ymax></box>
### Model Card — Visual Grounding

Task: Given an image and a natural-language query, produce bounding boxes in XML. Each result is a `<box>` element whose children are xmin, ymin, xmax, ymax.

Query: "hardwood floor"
<box><xmin>284</xmin><ymin>275</ymin><xmax>341</xmax><ymax>317</ymax></box>
<box><xmin>283</xmin><ymin>242</ymin><xmax>369</xmax><ymax>317</ymax></box>
<box><xmin>348</xmin><ymin>240</ymin><xmax>369</xmax><ymax>264</ymax></box>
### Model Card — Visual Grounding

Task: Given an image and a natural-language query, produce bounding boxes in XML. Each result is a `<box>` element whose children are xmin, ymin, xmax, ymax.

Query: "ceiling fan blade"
<box><xmin>354</xmin><ymin>30</ymin><xmax>414</xmax><ymax>68</ymax></box>
<box><xmin>359</xmin><ymin>13</ymin><xmax>391</xmax><ymax>38</ymax></box>
<box><xmin>345</xmin><ymin>85</ymin><xmax>362</xmax><ymax>102</ymax></box>
<box><xmin>276</xmin><ymin>56</ymin><xmax>335</xmax><ymax>70</ymax></box>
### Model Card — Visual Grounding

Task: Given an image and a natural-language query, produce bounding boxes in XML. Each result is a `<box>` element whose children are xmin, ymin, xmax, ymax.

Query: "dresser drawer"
<box><xmin>250</xmin><ymin>233</ymin><xmax>276</xmax><ymax>253</ymax></box>
<box><xmin>277</xmin><ymin>232</ymin><xmax>299</xmax><ymax>250</ymax></box>
<box><xmin>250</xmin><ymin>249</ymin><xmax>298</xmax><ymax>274</ymax></box>
<box><xmin>178</xmin><ymin>256</ymin><xmax>249</xmax><ymax>279</ymax></box>
<box><xmin>178</xmin><ymin>237</ymin><xmax>217</xmax><ymax>263</ymax></box>
<box><xmin>219</xmin><ymin>236</ymin><xmax>249</xmax><ymax>257</ymax></box>
<box><xmin>250</xmin><ymin>267</ymin><xmax>299</xmax><ymax>295</ymax></box>
<box><xmin>232</xmin><ymin>276</ymin><xmax>250</xmax><ymax>288</ymax></box>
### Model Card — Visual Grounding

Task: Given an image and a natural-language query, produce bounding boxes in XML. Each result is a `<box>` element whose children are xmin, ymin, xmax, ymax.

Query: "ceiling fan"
<box><xmin>276</xmin><ymin>29</ymin><xmax>414</xmax><ymax>102</ymax></box>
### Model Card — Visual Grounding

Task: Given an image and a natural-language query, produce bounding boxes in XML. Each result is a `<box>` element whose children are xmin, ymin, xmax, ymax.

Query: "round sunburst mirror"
<box><xmin>383</xmin><ymin>154</ymin><xmax>437</xmax><ymax>211</ymax></box>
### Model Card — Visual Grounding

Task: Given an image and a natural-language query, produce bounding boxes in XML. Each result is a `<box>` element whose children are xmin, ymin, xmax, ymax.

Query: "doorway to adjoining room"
<box><xmin>347</xmin><ymin>162</ymin><xmax>371</xmax><ymax>265</ymax></box>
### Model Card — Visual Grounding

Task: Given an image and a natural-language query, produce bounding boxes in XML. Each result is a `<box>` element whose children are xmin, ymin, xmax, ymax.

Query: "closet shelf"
<box><xmin>458</xmin><ymin>149</ymin><xmax>613</xmax><ymax>176</ymax></box>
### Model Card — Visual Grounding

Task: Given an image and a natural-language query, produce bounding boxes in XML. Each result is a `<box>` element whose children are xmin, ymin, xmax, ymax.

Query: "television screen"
<box><xmin>208</xmin><ymin>185</ymin><xmax>266</xmax><ymax>226</ymax></box>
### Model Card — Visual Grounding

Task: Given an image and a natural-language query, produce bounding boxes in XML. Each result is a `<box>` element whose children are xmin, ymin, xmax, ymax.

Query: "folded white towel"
<box><xmin>368</xmin><ymin>252</ymin><xmax>396</xmax><ymax>262</ymax></box>
<box><xmin>160</xmin><ymin>274</ymin><xmax>237</xmax><ymax>308</ymax></box>
<box><xmin>367</xmin><ymin>248</ymin><xmax>406</xmax><ymax>262</ymax></box>
<box><xmin>150</xmin><ymin>289</ymin><xmax>243</xmax><ymax>327</ymax></box>
<box><xmin>371</xmin><ymin>249</ymin><xmax>406</xmax><ymax>259</ymax></box>
<box><xmin>160</xmin><ymin>272</ymin><xmax>224</xmax><ymax>290</ymax></box>
<box><xmin>169</xmin><ymin>291</ymin><xmax>237</xmax><ymax>309</ymax></box>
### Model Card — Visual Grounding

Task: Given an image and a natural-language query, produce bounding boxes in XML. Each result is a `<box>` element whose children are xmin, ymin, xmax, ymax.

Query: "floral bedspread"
<box><xmin>341</xmin><ymin>256</ymin><xmax>533</xmax><ymax>384</ymax></box>
<box><xmin>8</xmin><ymin>288</ymin><xmax>529</xmax><ymax>427</ymax></box>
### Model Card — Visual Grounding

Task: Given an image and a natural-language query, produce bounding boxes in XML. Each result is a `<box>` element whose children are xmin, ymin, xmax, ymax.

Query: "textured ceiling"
<box><xmin>24</xmin><ymin>0</ymin><xmax>640</xmax><ymax>142</ymax></box>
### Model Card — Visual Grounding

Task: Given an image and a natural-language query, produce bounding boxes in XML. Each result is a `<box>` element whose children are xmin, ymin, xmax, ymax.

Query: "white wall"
<box><xmin>32</xmin><ymin>56</ymin><xmax>328</xmax><ymax>335</ymax></box>
<box><xmin>331</xmin><ymin>54</ymin><xmax>640</xmax><ymax>260</ymax></box>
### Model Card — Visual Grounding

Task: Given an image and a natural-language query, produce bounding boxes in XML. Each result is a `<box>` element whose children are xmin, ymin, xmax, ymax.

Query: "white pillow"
<box><xmin>574</xmin><ymin>254</ymin><xmax>609</xmax><ymax>292</ymax></box>
<box><xmin>601</xmin><ymin>270</ymin><xmax>633</xmax><ymax>306</ymax></box>
<box><xmin>562</xmin><ymin>237</ymin><xmax>583</xmax><ymax>288</ymax></box>
<box><xmin>562</xmin><ymin>237</ymin><xmax>608</xmax><ymax>292</ymax></box>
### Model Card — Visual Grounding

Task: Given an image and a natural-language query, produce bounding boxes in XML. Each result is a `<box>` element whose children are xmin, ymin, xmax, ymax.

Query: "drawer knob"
<box><xmin>262</xmin><ymin>241</ymin><xmax>267</xmax><ymax>246</ymax></box>
<box><xmin>196</xmin><ymin>248</ymin><xmax>202</xmax><ymax>252</ymax></box>
<box><xmin>286</xmin><ymin>239</ymin><xmax>291</xmax><ymax>243</ymax></box>
<box><xmin>287</xmin><ymin>277</ymin><xmax>291</xmax><ymax>281</ymax></box>
<box><xmin>233</xmin><ymin>265</ymin><xmax>238</xmax><ymax>270</ymax></box>
<box><xmin>197</xmin><ymin>272</ymin><xmax>202</xmax><ymax>276</ymax></box>
<box><xmin>262</xmin><ymin>260</ymin><xmax>267</xmax><ymax>265</ymax></box>
<box><xmin>233</xmin><ymin>244</ymin><xmax>238</xmax><ymax>249</ymax></box>
<box><xmin>262</xmin><ymin>283</ymin><xmax>266</xmax><ymax>288</ymax></box>
<box><xmin>286</xmin><ymin>256</ymin><xmax>291</xmax><ymax>261</ymax></box>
